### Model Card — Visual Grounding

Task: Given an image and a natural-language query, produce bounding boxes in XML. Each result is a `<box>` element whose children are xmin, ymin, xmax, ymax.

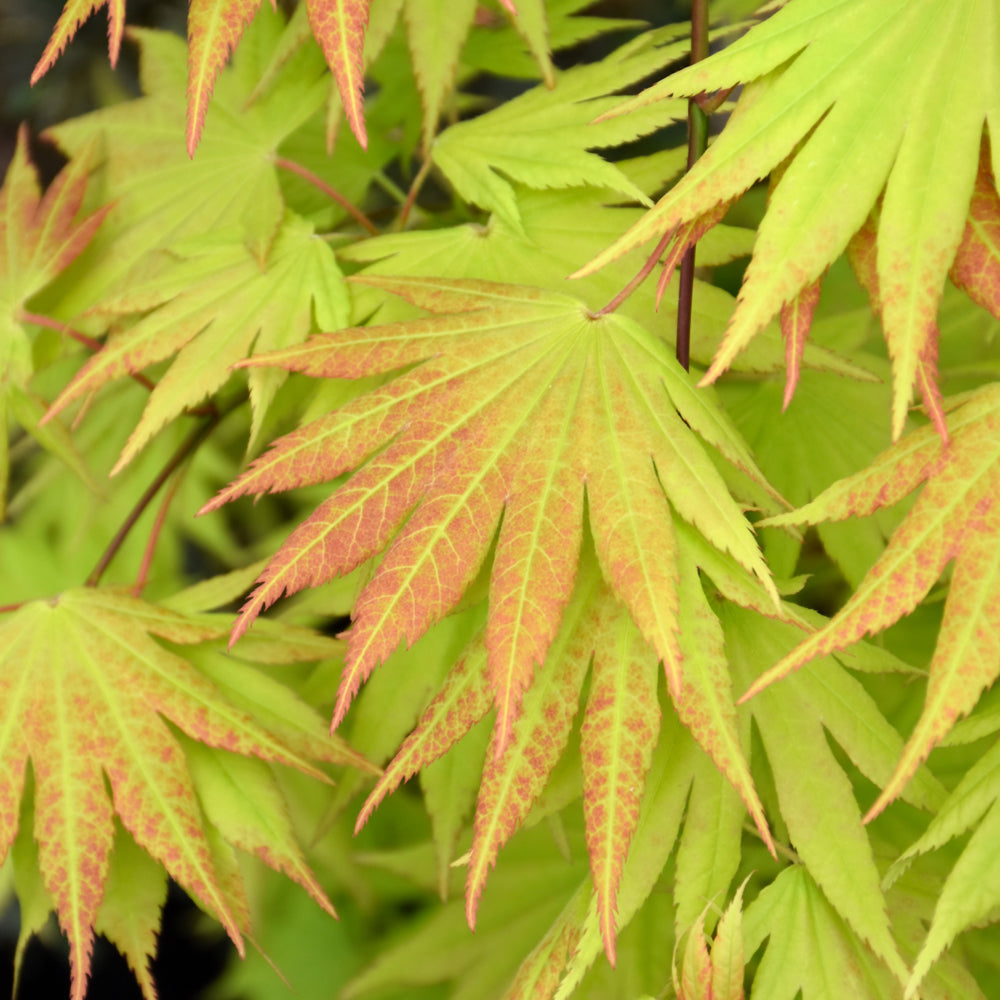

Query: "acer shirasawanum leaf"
<box><xmin>577</xmin><ymin>0</ymin><xmax>1000</xmax><ymax>439</ymax></box>
<box><xmin>43</xmin><ymin>214</ymin><xmax>349</xmax><ymax>472</ymax></box>
<box><xmin>203</xmin><ymin>275</ymin><xmax>778</xmax><ymax>782</ymax></box>
<box><xmin>884</xmin><ymin>735</ymin><xmax>1000</xmax><ymax>996</ymax></box>
<box><xmin>44</xmin><ymin>14</ymin><xmax>328</xmax><ymax>308</ymax></box>
<box><xmin>429</xmin><ymin>28</ymin><xmax>690</xmax><ymax>233</ymax></box>
<box><xmin>0</xmin><ymin>125</ymin><xmax>109</xmax><ymax>513</ymax></box>
<box><xmin>753</xmin><ymin>382</ymin><xmax>1000</xmax><ymax>821</ymax></box>
<box><xmin>0</xmin><ymin>587</ymin><xmax>372</xmax><ymax>1000</ymax></box>
<box><xmin>742</xmin><ymin>866</ymin><xmax>901</xmax><ymax>1000</ymax></box>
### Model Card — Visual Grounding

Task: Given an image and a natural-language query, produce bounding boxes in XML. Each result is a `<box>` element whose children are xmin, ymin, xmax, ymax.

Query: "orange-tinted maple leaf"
<box><xmin>950</xmin><ymin>135</ymin><xmax>1000</xmax><ymax>319</ymax></box>
<box><xmin>579</xmin><ymin>586</ymin><xmax>660</xmax><ymax>965</ymax></box>
<box><xmin>779</xmin><ymin>279</ymin><xmax>821</xmax><ymax>412</ymax></box>
<box><xmin>31</xmin><ymin>0</ymin><xmax>127</xmax><ymax>84</ymax></box>
<box><xmin>203</xmin><ymin>276</ymin><xmax>776</xmax><ymax>756</ymax></box>
<box><xmin>0</xmin><ymin>587</ymin><xmax>369</xmax><ymax>1000</ymax></box>
<box><xmin>306</xmin><ymin>0</ymin><xmax>371</xmax><ymax>149</ymax></box>
<box><xmin>751</xmin><ymin>382</ymin><xmax>1000</xmax><ymax>820</ymax></box>
<box><xmin>187</xmin><ymin>0</ymin><xmax>265</xmax><ymax>156</ymax></box>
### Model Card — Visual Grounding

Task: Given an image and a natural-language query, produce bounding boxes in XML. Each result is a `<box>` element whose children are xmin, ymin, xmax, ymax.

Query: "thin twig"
<box><xmin>21</xmin><ymin>311</ymin><xmax>156</xmax><ymax>391</ymax></box>
<box><xmin>593</xmin><ymin>228</ymin><xmax>675</xmax><ymax>317</ymax></box>
<box><xmin>130</xmin><ymin>469</ymin><xmax>184</xmax><ymax>597</ymax></box>
<box><xmin>742</xmin><ymin>822</ymin><xmax>802</xmax><ymax>865</ymax></box>
<box><xmin>695</xmin><ymin>86</ymin><xmax>736</xmax><ymax>115</ymax></box>
<box><xmin>676</xmin><ymin>0</ymin><xmax>711</xmax><ymax>371</ymax></box>
<box><xmin>274</xmin><ymin>155</ymin><xmax>379</xmax><ymax>235</ymax></box>
<box><xmin>86</xmin><ymin>411</ymin><xmax>219</xmax><ymax>588</ymax></box>
<box><xmin>397</xmin><ymin>158</ymin><xmax>433</xmax><ymax>231</ymax></box>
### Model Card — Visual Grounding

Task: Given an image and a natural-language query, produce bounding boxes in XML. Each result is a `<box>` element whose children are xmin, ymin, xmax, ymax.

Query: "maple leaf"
<box><xmin>202</xmin><ymin>276</ymin><xmax>777</xmax><ymax>749</ymax></box>
<box><xmin>0</xmin><ymin>586</ymin><xmax>373</xmax><ymax>1000</ymax></box>
<box><xmin>752</xmin><ymin>382</ymin><xmax>1000</xmax><ymax>821</ymax></box>
<box><xmin>0</xmin><ymin>125</ymin><xmax>109</xmax><ymax>515</ymax></box>
<box><xmin>742</xmin><ymin>867</ymin><xmax>902</xmax><ymax>1000</ymax></box>
<box><xmin>576</xmin><ymin>0</ymin><xmax>1000</xmax><ymax>439</ymax></box>
<box><xmin>672</xmin><ymin>879</ymin><xmax>748</xmax><ymax>1000</ymax></box>
<box><xmin>45</xmin><ymin>14</ymin><xmax>329</xmax><ymax>308</ymax></box>
<box><xmin>201</xmin><ymin>273</ymin><xmax>787</xmax><ymax>960</ymax></box>
<box><xmin>44</xmin><ymin>214</ymin><xmax>349</xmax><ymax>472</ymax></box>
<box><xmin>883</xmin><ymin>733</ymin><xmax>1000</xmax><ymax>997</ymax></box>
<box><xmin>429</xmin><ymin>29</ymin><xmax>690</xmax><ymax>232</ymax></box>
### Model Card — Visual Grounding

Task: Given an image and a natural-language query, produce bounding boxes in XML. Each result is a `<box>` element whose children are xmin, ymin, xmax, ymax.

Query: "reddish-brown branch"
<box><xmin>398</xmin><ymin>157</ymin><xmax>433</xmax><ymax>231</ymax></box>
<box><xmin>86</xmin><ymin>410</ymin><xmax>219</xmax><ymax>588</ymax></box>
<box><xmin>130</xmin><ymin>470</ymin><xmax>184</xmax><ymax>597</ymax></box>
<box><xmin>274</xmin><ymin>155</ymin><xmax>379</xmax><ymax>235</ymax></box>
<box><xmin>676</xmin><ymin>0</ymin><xmax>711</xmax><ymax>371</ymax></box>
<box><xmin>593</xmin><ymin>228</ymin><xmax>676</xmax><ymax>317</ymax></box>
<box><xmin>20</xmin><ymin>311</ymin><xmax>156</xmax><ymax>391</ymax></box>
<box><xmin>694</xmin><ymin>86</ymin><xmax>735</xmax><ymax>115</ymax></box>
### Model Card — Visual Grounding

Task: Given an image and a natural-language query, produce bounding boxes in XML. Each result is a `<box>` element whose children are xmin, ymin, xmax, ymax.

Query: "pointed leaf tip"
<box><xmin>186</xmin><ymin>0</ymin><xmax>261</xmax><ymax>157</ymax></box>
<box><xmin>307</xmin><ymin>0</ymin><xmax>371</xmax><ymax>150</ymax></box>
<box><xmin>32</xmin><ymin>0</ymin><xmax>127</xmax><ymax>85</ymax></box>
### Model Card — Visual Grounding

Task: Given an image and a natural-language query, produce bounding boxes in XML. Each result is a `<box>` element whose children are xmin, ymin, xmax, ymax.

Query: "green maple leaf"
<box><xmin>754</xmin><ymin>382</ymin><xmax>1000</xmax><ymax>820</ymax></box>
<box><xmin>721</xmin><ymin>603</ymin><xmax>948</xmax><ymax>985</ymax></box>
<box><xmin>883</xmin><ymin>736</ymin><xmax>1000</xmax><ymax>996</ymax></box>
<box><xmin>0</xmin><ymin>586</ymin><xmax>373</xmax><ymax>1000</ymax></box>
<box><xmin>44</xmin><ymin>13</ymin><xmax>328</xmax><ymax>309</ymax></box>
<box><xmin>429</xmin><ymin>29</ymin><xmax>690</xmax><ymax>232</ymax></box>
<box><xmin>0</xmin><ymin>125</ymin><xmax>108</xmax><ymax>515</ymax></box>
<box><xmin>44</xmin><ymin>214</ymin><xmax>349</xmax><ymax>472</ymax></box>
<box><xmin>743</xmin><ymin>867</ymin><xmax>901</xmax><ymax>1000</ymax></box>
<box><xmin>577</xmin><ymin>0</ymin><xmax>1000</xmax><ymax>438</ymax></box>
